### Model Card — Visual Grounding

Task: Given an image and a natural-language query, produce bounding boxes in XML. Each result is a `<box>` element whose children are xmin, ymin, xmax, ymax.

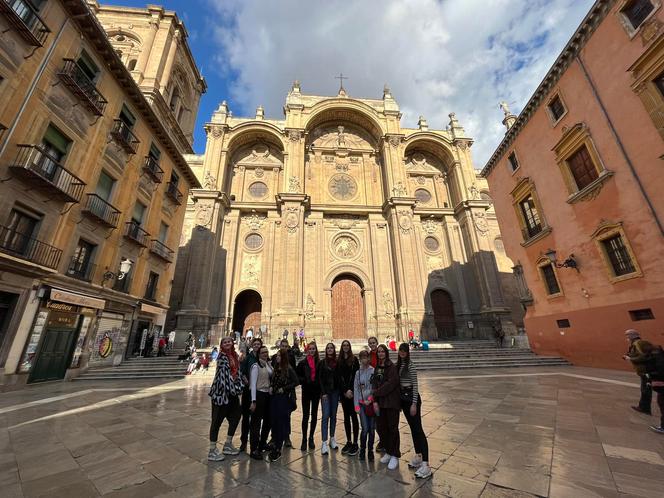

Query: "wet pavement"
<box><xmin>0</xmin><ymin>366</ymin><xmax>662</xmax><ymax>497</ymax></box>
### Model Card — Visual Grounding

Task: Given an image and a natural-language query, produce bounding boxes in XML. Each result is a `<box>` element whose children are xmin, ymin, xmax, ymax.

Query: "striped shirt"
<box><xmin>399</xmin><ymin>360</ymin><xmax>419</xmax><ymax>404</ymax></box>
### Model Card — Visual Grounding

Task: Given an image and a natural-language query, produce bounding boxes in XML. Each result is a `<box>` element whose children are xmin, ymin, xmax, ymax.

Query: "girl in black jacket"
<box><xmin>319</xmin><ymin>342</ymin><xmax>340</xmax><ymax>455</ymax></box>
<box><xmin>268</xmin><ymin>349</ymin><xmax>299</xmax><ymax>462</ymax></box>
<box><xmin>296</xmin><ymin>341</ymin><xmax>320</xmax><ymax>451</ymax></box>
<box><xmin>337</xmin><ymin>340</ymin><xmax>360</xmax><ymax>456</ymax></box>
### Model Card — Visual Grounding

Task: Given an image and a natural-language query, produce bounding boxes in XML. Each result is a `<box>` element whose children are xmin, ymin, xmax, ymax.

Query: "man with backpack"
<box><xmin>626</xmin><ymin>333</ymin><xmax>664</xmax><ymax>435</ymax></box>
<box><xmin>623</xmin><ymin>329</ymin><xmax>654</xmax><ymax>416</ymax></box>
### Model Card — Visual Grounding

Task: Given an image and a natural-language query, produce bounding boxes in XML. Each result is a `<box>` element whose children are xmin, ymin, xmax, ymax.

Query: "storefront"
<box><xmin>126</xmin><ymin>302</ymin><xmax>167</xmax><ymax>358</ymax></box>
<box><xmin>88</xmin><ymin>299</ymin><xmax>135</xmax><ymax>368</ymax></box>
<box><xmin>18</xmin><ymin>287</ymin><xmax>103</xmax><ymax>383</ymax></box>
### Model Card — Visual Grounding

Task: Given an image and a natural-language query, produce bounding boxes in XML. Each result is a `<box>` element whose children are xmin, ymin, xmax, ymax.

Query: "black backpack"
<box><xmin>645</xmin><ymin>346</ymin><xmax>664</xmax><ymax>377</ymax></box>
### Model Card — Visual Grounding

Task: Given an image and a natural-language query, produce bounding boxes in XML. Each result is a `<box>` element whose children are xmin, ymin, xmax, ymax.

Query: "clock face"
<box><xmin>328</xmin><ymin>174</ymin><xmax>358</xmax><ymax>201</ymax></box>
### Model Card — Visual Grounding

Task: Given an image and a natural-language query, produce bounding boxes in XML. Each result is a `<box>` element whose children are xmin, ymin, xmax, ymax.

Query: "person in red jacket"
<box><xmin>367</xmin><ymin>336</ymin><xmax>379</xmax><ymax>368</ymax></box>
<box><xmin>157</xmin><ymin>336</ymin><xmax>167</xmax><ymax>356</ymax></box>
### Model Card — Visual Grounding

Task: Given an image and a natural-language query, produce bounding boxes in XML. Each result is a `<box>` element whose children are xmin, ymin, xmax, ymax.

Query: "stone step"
<box><xmin>74</xmin><ymin>373</ymin><xmax>185</xmax><ymax>380</ymax></box>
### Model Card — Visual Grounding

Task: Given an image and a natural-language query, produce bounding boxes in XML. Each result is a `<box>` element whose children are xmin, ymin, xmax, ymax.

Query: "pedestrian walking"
<box><xmin>397</xmin><ymin>343</ymin><xmax>431</xmax><ymax>478</ymax></box>
<box><xmin>167</xmin><ymin>330</ymin><xmax>176</xmax><ymax>351</ymax></box>
<box><xmin>354</xmin><ymin>349</ymin><xmax>375</xmax><ymax>461</ymax></box>
<box><xmin>186</xmin><ymin>332</ymin><xmax>194</xmax><ymax>348</ymax></box>
<box><xmin>249</xmin><ymin>345</ymin><xmax>274</xmax><ymax>459</ymax></box>
<box><xmin>319</xmin><ymin>342</ymin><xmax>340</xmax><ymax>455</ymax></box>
<box><xmin>268</xmin><ymin>349</ymin><xmax>299</xmax><ymax>462</ymax></box>
<box><xmin>493</xmin><ymin>317</ymin><xmax>505</xmax><ymax>348</ymax></box>
<box><xmin>338</xmin><ymin>340</ymin><xmax>359</xmax><ymax>456</ymax></box>
<box><xmin>143</xmin><ymin>331</ymin><xmax>154</xmax><ymax>357</ymax></box>
<box><xmin>296</xmin><ymin>341</ymin><xmax>320</xmax><ymax>451</ymax></box>
<box><xmin>239</xmin><ymin>338</ymin><xmax>263</xmax><ymax>453</ymax></box>
<box><xmin>157</xmin><ymin>336</ymin><xmax>166</xmax><ymax>356</ymax></box>
<box><xmin>208</xmin><ymin>336</ymin><xmax>244</xmax><ymax>461</ymax></box>
<box><xmin>199</xmin><ymin>332</ymin><xmax>206</xmax><ymax>349</ymax></box>
<box><xmin>372</xmin><ymin>344</ymin><xmax>401</xmax><ymax>470</ymax></box>
<box><xmin>623</xmin><ymin>329</ymin><xmax>654</xmax><ymax>415</ymax></box>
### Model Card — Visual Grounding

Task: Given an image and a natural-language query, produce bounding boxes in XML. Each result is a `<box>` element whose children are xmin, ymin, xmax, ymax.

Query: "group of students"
<box><xmin>207</xmin><ymin>335</ymin><xmax>432</xmax><ymax>479</ymax></box>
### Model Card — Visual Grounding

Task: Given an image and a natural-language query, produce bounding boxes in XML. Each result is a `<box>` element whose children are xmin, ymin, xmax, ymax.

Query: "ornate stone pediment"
<box><xmin>310</xmin><ymin>125</ymin><xmax>374</xmax><ymax>151</ymax></box>
<box><xmin>405</xmin><ymin>151</ymin><xmax>445</xmax><ymax>174</ymax></box>
<box><xmin>232</xmin><ymin>143</ymin><xmax>283</xmax><ymax>168</ymax></box>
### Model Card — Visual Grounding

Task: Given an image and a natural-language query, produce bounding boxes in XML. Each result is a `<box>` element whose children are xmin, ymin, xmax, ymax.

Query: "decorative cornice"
<box><xmin>481</xmin><ymin>0</ymin><xmax>614</xmax><ymax>178</ymax></box>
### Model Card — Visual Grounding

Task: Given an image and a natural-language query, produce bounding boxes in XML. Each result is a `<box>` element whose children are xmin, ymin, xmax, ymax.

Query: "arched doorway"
<box><xmin>232</xmin><ymin>290</ymin><xmax>262</xmax><ymax>335</ymax></box>
<box><xmin>331</xmin><ymin>274</ymin><xmax>365</xmax><ymax>339</ymax></box>
<box><xmin>431</xmin><ymin>289</ymin><xmax>456</xmax><ymax>339</ymax></box>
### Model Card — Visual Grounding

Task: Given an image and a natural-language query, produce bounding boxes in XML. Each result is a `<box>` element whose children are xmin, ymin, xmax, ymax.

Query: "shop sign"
<box><xmin>47</xmin><ymin>301</ymin><xmax>78</xmax><ymax>313</ymax></box>
<box><xmin>51</xmin><ymin>288</ymin><xmax>105</xmax><ymax>309</ymax></box>
<box><xmin>141</xmin><ymin>303</ymin><xmax>166</xmax><ymax>315</ymax></box>
<box><xmin>98</xmin><ymin>333</ymin><xmax>113</xmax><ymax>358</ymax></box>
<box><xmin>18</xmin><ymin>311</ymin><xmax>48</xmax><ymax>373</ymax></box>
<box><xmin>46</xmin><ymin>311</ymin><xmax>79</xmax><ymax>329</ymax></box>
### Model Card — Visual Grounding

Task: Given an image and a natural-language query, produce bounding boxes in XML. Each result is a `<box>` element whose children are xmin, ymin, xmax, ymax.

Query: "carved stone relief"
<box><xmin>304</xmin><ymin>294</ymin><xmax>316</xmax><ymax>319</ymax></box>
<box><xmin>392</xmin><ymin>181</ymin><xmax>407</xmax><ymax>197</ymax></box>
<box><xmin>203</xmin><ymin>171</ymin><xmax>217</xmax><ymax>189</ymax></box>
<box><xmin>473</xmin><ymin>212</ymin><xmax>489</xmax><ymax>236</ymax></box>
<box><xmin>285</xmin><ymin>207</ymin><xmax>300</xmax><ymax>233</ymax></box>
<box><xmin>241</xmin><ymin>254</ymin><xmax>261</xmax><ymax>287</ymax></box>
<box><xmin>383</xmin><ymin>291</ymin><xmax>394</xmax><ymax>316</ymax></box>
<box><xmin>421</xmin><ymin>219</ymin><xmax>439</xmax><ymax>235</ymax></box>
<box><xmin>333</xmin><ymin>234</ymin><xmax>359</xmax><ymax>259</ymax></box>
<box><xmin>329</xmin><ymin>174</ymin><xmax>358</xmax><ymax>200</ymax></box>
<box><xmin>397</xmin><ymin>210</ymin><xmax>413</xmax><ymax>234</ymax></box>
<box><xmin>242</xmin><ymin>214</ymin><xmax>266</xmax><ymax>231</ymax></box>
<box><xmin>288</xmin><ymin>176</ymin><xmax>301</xmax><ymax>193</ymax></box>
<box><xmin>195</xmin><ymin>203</ymin><xmax>214</xmax><ymax>228</ymax></box>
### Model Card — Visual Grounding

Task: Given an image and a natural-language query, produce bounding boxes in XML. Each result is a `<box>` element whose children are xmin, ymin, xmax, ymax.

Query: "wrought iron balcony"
<box><xmin>0</xmin><ymin>224</ymin><xmax>62</xmax><ymax>269</ymax></box>
<box><xmin>142</xmin><ymin>155</ymin><xmax>164</xmax><ymax>183</ymax></box>
<box><xmin>123</xmin><ymin>221</ymin><xmax>150</xmax><ymax>247</ymax></box>
<box><xmin>66</xmin><ymin>257</ymin><xmax>95</xmax><ymax>282</ymax></box>
<box><xmin>9</xmin><ymin>144</ymin><xmax>86</xmax><ymax>203</ymax></box>
<box><xmin>165</xmin><ymin>181</ymin><xmax>183</xmax><ymax>205</ymax></box>
<box><xmin>150</xmin><ymin>239</ymin><xmax>174</xmax><ymax>262</ymax></box>
<box><xmin>0</xmin><ymin>0</ymin><xmax>50</xmax><ymax>47</ymax></box>
<box><xmin>57</xmin><ymin>59</ymin><xmax>108</xmax><ymax>116</ymax></box>
<box><xmin>521</xmin><ymin>223</ymin><xmax>543</xmax><ymax>241</ymax></box>
<box><xmin>110</xmin><ymin>119</ymin><xmax>140</xmax><ymax>154</ymax></box>
<box><xmin>82</xmin><ymin>194</ymin><xmax>120</xmax><ymax>228</ymax></box>
<box><xmin>112</xmin><ymin>274</ymin><xmax>131</xmax><ymax>293</ymax></box>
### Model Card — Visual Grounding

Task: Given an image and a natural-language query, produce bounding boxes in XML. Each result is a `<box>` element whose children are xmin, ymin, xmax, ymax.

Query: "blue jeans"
<box><xmin>359</xmin><ymin>404</ymin><xmax>375</xmax><ymax>451</ymax></box>
<box><xmin>321</xmin><ymin>391</ymin><xmax>339</xmax><ymax>441</ymax></box>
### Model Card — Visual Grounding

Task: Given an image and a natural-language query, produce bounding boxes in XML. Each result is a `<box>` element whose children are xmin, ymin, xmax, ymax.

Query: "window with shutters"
<box><xmin>592</xmin><ymin>221</ymin><xmax>642</xmax><ymax>283</ymax></box>
<box><xmin>537</xmin><ymin>259</ymin><xmax>562</xmax><ymax>298</ymax></box>
<box><xmin>546</xmin><ymin>93</ymin><xmax>567</xmax><ymax>125</ymax></box>
<box><xmin>145</xmin><ymin>271</ymin><xmax>159</xmax><ymax>301</ymax></box>
<box><xmin>553</xmin><ymin>123</ymin><xmax>613</xmax><ymax>203</ymax></box>
<box><xmin>510</xmin><ymin>177</ymin><xmax>551</xmax><ymax>246</ymax></box>
<box><xmin>619</xmin><ymin>0</ymin><xmax>658</xmax><ymax>34</ymax></box>
<box><xmin>507</xmin><ymin>151</ymin><xmax>520</xmax><ymax>173</ymax></box>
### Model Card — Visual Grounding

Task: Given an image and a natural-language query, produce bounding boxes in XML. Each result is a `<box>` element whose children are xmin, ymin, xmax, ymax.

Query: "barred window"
<box><xmin>622</xmin><ymin>0</ymin><xmax>655</xmax><ymax>29</ymax></box>
<box><xmin>541</xmin><ymin>264</ymin><xmax>561</xmax><ymax>295</ymax></box>
<box><xmin>519</xmin><ymin>195</ymin><xmax>542</xmax><ymax>239</ymax></box>
<box><xmin>601</xmin><ymin>234</ymin><xmax>636</xmax><ymax>276</ymax></box>
<box><xmin>245</xmin><ymin>233</ymin><xmax>263</xmax><ymax>250</ymax></box>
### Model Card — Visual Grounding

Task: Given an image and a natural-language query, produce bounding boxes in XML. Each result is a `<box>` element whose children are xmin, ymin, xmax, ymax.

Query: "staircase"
<box><xmin>73</xmin><ymin>350</ymin><xmax>188</xmax><ymax>381</ymax></box>
<box><xmin>408</xmin><ymin>340</ymin><xmax>570</xmax><ymax>370</ymax></box>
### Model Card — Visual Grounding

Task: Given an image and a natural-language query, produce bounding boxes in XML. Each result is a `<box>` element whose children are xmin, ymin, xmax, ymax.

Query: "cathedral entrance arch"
<box><xmin>331</xmin><ymin>274</ymin><xmax>365</xmax><ymax>340</ymax></box>
<box><xmin>231</xmin><ymin>290</ymin><xmax>262</xmax><ymax>335</ymax></box>
<box><xmin>431</xmin><ymin>289</ymin><xmax>456</xmax><ymax>339</ymax></box>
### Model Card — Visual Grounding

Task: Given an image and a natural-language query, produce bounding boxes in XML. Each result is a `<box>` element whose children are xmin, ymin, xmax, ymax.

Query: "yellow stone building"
<box><xmin>171</xmin><ymin>83</ymin><xmax>523</xmax><ymax>346</ymax></box>
<box><xmin>0</xmin><ymin>0</ymin><xmax>202</xmax><ymax>385</ymax></box>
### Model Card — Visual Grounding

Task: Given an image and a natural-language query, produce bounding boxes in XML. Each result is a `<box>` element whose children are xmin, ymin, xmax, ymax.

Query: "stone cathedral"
<box><xmin>168</xmin><ymin>82</ymin><xmax>523</xmax><ymax>345</ymax></box>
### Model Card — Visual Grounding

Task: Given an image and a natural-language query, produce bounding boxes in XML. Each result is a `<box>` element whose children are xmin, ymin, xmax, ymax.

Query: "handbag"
<box><xmin>359</xmin><ymin>383</ymin><xmax>375</xmax><ymax>417</ymax></box>
<box><xmin>288</xmin><ymin>389</ymin><xmax>297</xmax><ymax>412</ymax></box>
<box><xmin>400</xmin><ymin>387</ymin><xmax>413</xmax><ymax>404</ymax></box>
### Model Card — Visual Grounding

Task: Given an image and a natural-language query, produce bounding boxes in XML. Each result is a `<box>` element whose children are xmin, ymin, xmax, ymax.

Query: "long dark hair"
<box><xmin>324</xmin><ymin>342</ymin><xmax>336</xmax><ymax>366</ymax></box>
<box><xmin>396</xmin><ymin>342</ymin><xmax>410</xmax><ymax>371</ymax></box>
<box><xmin>339</xmin><ymin>340</ymin><xmax>355</xmax><ymax>366</ymax></box>
<box><xmin>376</xmin><ymin>344</ymin><xmax>390</xmax><ymax>364</ymax></box>
<box><xmin>276</xmin><ymin>349</ymin><xmax>289</xmax><ymax>377</ymax></box>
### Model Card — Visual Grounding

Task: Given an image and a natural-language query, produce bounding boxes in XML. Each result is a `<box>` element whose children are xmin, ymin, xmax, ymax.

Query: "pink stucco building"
<box><xmin>482</xmin><ymin>0</ymin><xmax>664</xmax><ymax>369</ymax></box>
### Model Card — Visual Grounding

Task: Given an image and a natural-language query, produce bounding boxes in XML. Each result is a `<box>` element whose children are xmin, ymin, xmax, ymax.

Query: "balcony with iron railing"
<box><xmin>110</xmin><ymin>119</ymin><xmax>140</xmax><ymax>154</ymax></box>
<box><xmin>0</xmin><ymin>0</ymin><xmax>50</xmax><ymax>46</ymax></box>
<box><xmin>81</xmin><ymin>194</ymin><xmax>121</xmax><ymax>228</ymax></box>
<box><xmin>123</xmin><ymin>221</ymin><xmax>150</xmax><ymax>247</ymax></box>
<box><xmin>142</xmin><ymin>155</ymin><xmax>164</xmax><ymax>183</ymax></box>
<box><xmin>0</xmin><ymin>224</ymin><xmax>62</xmax><ymax>269</ymax></box>
<box><xmin>149</xmin><ymin>239</ymin><xmax>174</xmax><ymax>262</ymax></box>
<box><xmin>66</xmin><ymin>257</ymin><xmax>95</xmax><ymax>282</ymax></box>
<box><xmin>57</xmin><ymin>59</ymin><xmax>108</xmax><ymax>116</ymax></box>
<box><xmin>9</xmin><ymin>144</ymin><xmax>86</xmax><ymax>203</ymax></box>
<box><xmin>165</xmin><ymin>181</ymin><xmax>183</xmax><ymax>205</ymax></box>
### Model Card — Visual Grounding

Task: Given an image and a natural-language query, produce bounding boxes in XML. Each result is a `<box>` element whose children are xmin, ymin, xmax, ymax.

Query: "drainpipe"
<box><xmin>576</xmin><ymin>55</ymin><xmax>664</xmax><ymax>237</ymax></box>
<box><xmin>0</xmin><ymin>17</ymin><xmax>71</xmax><ymax>157</ymax></box>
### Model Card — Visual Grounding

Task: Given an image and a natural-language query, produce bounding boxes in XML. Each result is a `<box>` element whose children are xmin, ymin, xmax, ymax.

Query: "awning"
<box><xmin>50</xmin><ymin>287</ymin><xmax>105</xmax><ymax>309</ymax></box>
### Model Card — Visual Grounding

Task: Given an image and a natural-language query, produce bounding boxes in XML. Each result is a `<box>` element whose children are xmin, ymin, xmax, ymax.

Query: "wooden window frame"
<box><xmin>628</xmin><ymin>32</ymin><xmax>664</xmax><ymax>141</ymax></box>
<box><xmin>507</xmin><ymin>150</ymin><xmax>520</xmax><ymax>174</ymax></box>
<box><xmin>553</xmin><ymin>123</ymin><xmax>614</xmax><ymax>203</ymax></box>
<box><xmin>591</xmin><ymin>221</ymin><xmax>642</xmax><ymax>283</ymax></box>
<box><xmin>510</xmin><ymin>177</ymin><xmax>551</xmax><ymax>247</ymax></box>
<box><xmin>545</xmin><ymin>92</ymin><xmax>568</xmax><ymax>127</ymax></box>
<box><xmin>537</xmin><ymin>257</ymin><xmax>563</xmax><ymax>299</ymax></box>
<box><xmin>617</xmin><ymin>0</ymin><xmax>660</xmax><ymax>38</ymax></box>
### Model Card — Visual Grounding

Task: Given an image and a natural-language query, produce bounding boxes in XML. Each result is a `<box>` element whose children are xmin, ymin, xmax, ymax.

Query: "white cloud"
<box><xmin>206</xmin><ymin>0</ymin><xmax>594</xmax><ymax>167</ymax></box>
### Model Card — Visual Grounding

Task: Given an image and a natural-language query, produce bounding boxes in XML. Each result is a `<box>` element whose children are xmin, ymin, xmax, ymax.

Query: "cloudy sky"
<box><xmin>121</xmin><ymin>0</ymin><xmax>595</xmax><ymax>166</ymax></box>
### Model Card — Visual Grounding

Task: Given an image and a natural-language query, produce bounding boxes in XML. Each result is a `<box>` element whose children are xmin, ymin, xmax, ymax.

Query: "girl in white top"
<box><xmin>248</xmin><ymin>346</ymin><xmax>273</xmax><ymax>459</ymax></box>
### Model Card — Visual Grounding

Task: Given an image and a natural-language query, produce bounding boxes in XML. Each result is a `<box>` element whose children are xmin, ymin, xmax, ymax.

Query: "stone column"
<box><xmin>135</xmin><ymin>11</ymin><xmax>160</xmax><ymax>85</ymax></box>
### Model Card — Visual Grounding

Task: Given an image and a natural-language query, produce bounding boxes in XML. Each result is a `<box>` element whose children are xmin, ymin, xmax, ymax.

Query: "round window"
<box><xmin>414</xmin><ymin>189</ymin><xmax>432</xmax><ymax>204</ymax></box>
<box><xmin>248</xmin><ymin>181</ymin><xmax>268</xmax><ymax>198</ymax></box>
<box><xmin>424</xmin><ymin>236</ymin><xmax>440</xmax><ymax>252</ymax></box>
<box><xmin>245</xmin><ymin>233</ymin><xmax>263</xmax><ymax>250</ymax></box>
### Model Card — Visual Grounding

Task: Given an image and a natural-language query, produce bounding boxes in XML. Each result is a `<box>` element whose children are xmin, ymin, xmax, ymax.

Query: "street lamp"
<box><xmin>544</xmin><ymin>249</ymin><xmax>578</xmax><ymax>272</ymax></box>
<box><xmin>103</xmin><ymin>258</ymin><xmax>134</xmax><ymax>285</ymax></box>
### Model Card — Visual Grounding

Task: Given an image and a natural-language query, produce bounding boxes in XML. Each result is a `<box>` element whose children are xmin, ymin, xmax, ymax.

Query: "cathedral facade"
<box><xmin>169</xmin><ymin>83</ymin><xmax>523</xmax><ymax>345</ymax></box>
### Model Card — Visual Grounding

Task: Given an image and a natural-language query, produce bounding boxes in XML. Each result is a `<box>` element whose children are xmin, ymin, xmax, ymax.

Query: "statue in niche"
<box><xmin>337</xmin><ymin>126</ymin><xmax>346</xmax><ymax>147</ymax></box>
<box><xmin>305</xmin><ymin>294</ymin><xmax>316</xmax><ymax>319</ymax></box>
<box><xmin>469</xmin><ymin>184</ymin><xmax>480</xmax><ymax>200</ymax></box>
<box><xmin>383</xmin><ymin>291</ymin><xmax>394</xmax><ymax>316</ymax></box>
<box><xmin>392</xmin><ymin>181</ymin><xmax>407</xmax><ymax>197</ymax></box>
<box><xmin>203</xmin><ymin>171</ymin><xmax>217</xmax><ymax>190</ymax></box>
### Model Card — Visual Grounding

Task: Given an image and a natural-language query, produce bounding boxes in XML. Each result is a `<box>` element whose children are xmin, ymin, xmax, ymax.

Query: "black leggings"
<box><xmin>250</xmin><ymin>391</ymin><xmax>271</xmax><ymax>452</ymax></box>
<box><xmin>340</xmin><ymin>394</ymin><xmax>359</xmax><ymax>444</ymax></box>
<box><xmin>240</xmin><ymin>388</ymin><xmax>252</xmax><ymax>445</ymax></box>
<box><xmin>301</xmin><ymin>388</ymin><xmax>320</xmax><ymax>440</ymax></box>
<box><xmin>210</xmin><ymin>396</ymin><xmax>241</xmax><ymax>442</ymax></box>
<box><xmin>401</xmin><ymin>398</ymin><xmax>428</xmax><ymax>462</ymax></box>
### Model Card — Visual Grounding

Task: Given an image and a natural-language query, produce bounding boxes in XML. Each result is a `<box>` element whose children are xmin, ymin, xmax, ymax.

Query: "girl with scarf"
<box><xmin>296</xmin><ymin>341</ymin><xmax>321</xmax><ymax>451</ymax></box>
<box><xmin>208</xmin><ymin>336</ymin><xmax>245</xmax><ymax>461</ymax></box>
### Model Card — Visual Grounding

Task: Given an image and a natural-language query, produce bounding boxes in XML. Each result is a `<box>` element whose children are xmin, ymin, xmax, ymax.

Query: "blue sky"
<box><xmin>110</xmin><ymin>0</ymin><xmax>595</xmax><ymax>164</ymax></box>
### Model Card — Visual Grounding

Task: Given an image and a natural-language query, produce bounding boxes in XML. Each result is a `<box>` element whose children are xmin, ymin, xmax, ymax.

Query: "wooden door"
<box><xmin>29</xmin><ymin>328</ymin><xmax>76</xmax><ymax>383</ymax></box>
<box><xmin>431</xmin><ymin>290</ymin><xmax>456</xmax><ymax>338</ymax></box>
<box><xmin>331</xmin><ymin>276</ymin><xmax>365</xmax><ymax>339</ymax></box>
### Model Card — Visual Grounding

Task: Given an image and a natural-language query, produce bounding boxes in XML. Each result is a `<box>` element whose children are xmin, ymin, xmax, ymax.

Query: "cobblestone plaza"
<box><xmin>1</xmin><ymin>367</ymin><xmax>662</xmax><ymax>497</ymax></box>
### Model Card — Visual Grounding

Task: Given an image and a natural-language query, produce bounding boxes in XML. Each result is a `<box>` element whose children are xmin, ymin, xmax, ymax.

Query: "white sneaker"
<box><xmin>329</xmin><ymin>437</ymin><xmax>338</xmax><ymax>450</ymax></box>
<box><xmin>415</xmin><ymin>463</ymin><xmax>432</xmax><ymax>479</ymax></box>
<box><xmin>388</xmin><ymin>456</ymin><xmax>399</xmax><ymax>470</ymax></box>
<box><xmin>380</xmin><ymin>453</ymin><xmax>391</xmax><ymax>464</ymax></box>
<box><xmin>321</xmin><ymin>441</ymin><xmax>329</xmax><ymax>455</ymax></box>
<box><xmin>222</xmin><ymin>443</ymin><xmax>240</xmax><ymax>455</ymax></box>
<box><xmin>408</xmin><ymin>455</ymin><xmax>423</xmax><ymax>468</ymax></box>
<box><xmin>207</xmin><ymin>447</ymin><xmax>225</xmax><ymax>461</ymax></box>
